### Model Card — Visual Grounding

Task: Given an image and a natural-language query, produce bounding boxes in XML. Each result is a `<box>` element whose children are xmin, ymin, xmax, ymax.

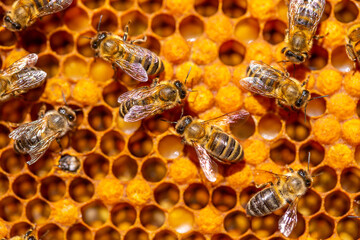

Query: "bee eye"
<box><xmin>68</xmin><ymin>114</ymin><xmax>75</xmax><ymax>121</ymax></box>
<box><xmin>92</xmin><ymin>42</ymin><xmax>98</xmax><ymax>49</ymax></box>
<box><xmin>59</xmin><ymin>108</ymin><xmax>66</xmax><ymax>115</ymax></box>
<box><xmin>4</xmin><ymin>16</ymin><xmax>11</xmax><ymax>22</ymax></box>
<box><xmin>28</xmin><ymin>237</ymin><xmax>36</xmax><ymax>240</ymax></box>
<box><xmin>305</xmin><ymin>179</ymin><xmax>311</xmax><ymax>187</ymax></box>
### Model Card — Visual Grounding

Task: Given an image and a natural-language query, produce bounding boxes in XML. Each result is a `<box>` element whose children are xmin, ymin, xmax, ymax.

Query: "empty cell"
<box><xmin>112</xmin><ymin>155</ymin><xmax>138</xmax><ymax>181</ymax></box>
<box><xmin>341</xmin><ymin>167</ymin><xmax>360</xmax><ymax>193</ymax></box>
<box><xmin>139</xmin><ymin>0</ymin><xmax>162</xmax><ymax>13</ymax></box>
<box><xmin>36</xmin><ymin>14</ymin><xmax>62</xmax><ymax>33</ymax></box>
<box><xmin>224</xmin><ymin>211</ymin><xmax>250</xmax><ymax>237</ymax></box>
<box><xmin>285</xmin><ymin>113</ymin><xmax>311</xmax><ymax>141</ymax></box>
<box><xmin>169</xmin><ymin>207</ymin><xmax>194</xmax><ymax>234</ymax></box>
<box><xmin>25</xmin><ymin>198</ymin><xmax>50</xmax><ymax>224</ymax></box>
<box><xmin>100</xmin><ymin>131</ymin><xmax>125</xmax><ymax>156</ymax></box>
<box><xmin>235</xmin><ymin>18</ymin><xmax>260</xmax><ymax>43</ymax></box>
<box><xmin>337</xmin><ymin>217</ymin><xmax>360</xmax><ymax>240</ymax></box>
<box><xmin>50</xmin><ymin>30</ymin><xmax>74</xmax><ymax>55</ymax></box>
<box><xmin>67</xmin><ymin>223</ymin><xmax>92</xmax><ymax>240</ymax></box>
<box><xmin>331</xmin><ymin>45</ymin><xmax>353</xmax><ymax>73</ymax></box>
<box><xmin>9</xmin><ymin>222</ymin><xmax>33</xmax><ymax>237</ymax></box>
<box><xmin>212</xmin><ymin>186</ymin><xmax>237</xmax><ymax>212</ymax></box>
<box><xmin>102</xmin><ymin>81</ymin><xmax>127</xmax><ymax>108</ymax></box>
<box><xmin>182</xmin><ymin>232</ymin><xmax>205</xmax><ymax>240</ymax></box>
<box><xmin>69</xmin><ymin>177</ymin><xmax>95</xmax><ymax>203</ymax></box>
<box><xmin>82</xmin><ymin>0</ymin><xmax>105</xmax><ymax>9</ymax></box>
<box><xmin>71</xmin><ymin>129</ymin><xmax>97</xmax><ymax>153</ymax></box>
<box><xmin>309</xmin><ymin>214</ymin><xmax>334</xmax><ymax>239</ymax></box>
<box><xmin>184</xmin><ymin>183</ymin><xmax>209</xmax><ymax>210</ymax></box>
<box><xmin>151</xmin><ymin>14</ymin><xmax>176</xmax><ymax>37</ymax></box>
<box><xmin>0</xmin><ymin>196</ymin><xmax>22</xmax><ymax>221</ymax></box>
<box><xmin>211</xmin><ymin>234</ymin><xmax>232</xmax><ymax>240</ymax></box>
<box><xmin>77</xmin><ymin>32</ymin><xmax>95</xmax><ymax>58</ymax></box>
<box><xmin>263</xmin><ymin>19</ymin><xmax>286</xmax><ymax>45</ymax></box>
<box><xmin>27</xmin><ymin>152</ymin><xmax>53</xmax><ymax>177</ymax></box>
<box><xmin>299</xmin><ymin>140</ymin><xmax>325</xmax><ymax>167</ymax></box>
<box><xmin>219</xmin><ymin>40</ymin><xmax>245</xmax><ymax>66</ymax></box>
<box><xmin>38</xmin><ymin>224</ymin><xmax>63</xmax><ymax>240</ymax></box>
<box><xmin>137</xmin><ymin>35</ymin><xmax>161</xmax><ymax>55</ymax></box>
<box><xmin>128</xmin><ymin>130</ymin><xmax>153</xmax><ymax>157</ymax></box>
<box><xmin>288</xmin><ymin>213</ymin><xmax>306</xmax><ymax>238</ymax></box>
<box><xmin>88</xmin><ymin>106</ymin><xmax>113</xmax><ymax>131</ymax></box>
<box><xmin>95</xmin><ymin>226</ymin><xmax>120</xmax><ymax>240</ymax></box>
<box><xmin>240</xmin><ymin>235</ymin><xmax>259</xmax><ymax>240</ymax></box>
<box><xmin>222</xmin><ymin>0</ymin><xmax>246</xmax><ymax>18</ymax></box>
<box><xmin>141</xmin><ymin>158</ymin><xmax>166</xmax><ymax>182</ymax></box>
<box><xmin>83</xmin><ymin>154</ymin><xmax>109</xmax><ymax>180</ymax></box>
<box><xmin>124</xmin><ymin>228</ymin><xmax>149</xmax><ymax>240</ymax></box>
<box><xmin>12</xmin><ymin>174</ymin><xmax>37</xmax><ymax>199</ymax></box>
<box><xmin>111</xmin><ymin>203</ymin><xmax>136</xmax><ymax>230</ymax></box>
<box><xmin>269</xmin><ymin>238</ymin><xmax>286</xmax><ymax>240</ymax></box>
<box><xmin>325</xmin><ymin>190</ymin><xmax>350</xmax><ymax>217</ymax></box>
<box><xmin>230</xmin><ymin>114</ymin><xmax>255</xmax><ymax>140</ymax></box>
<box><xmin>19</xmin><ymin>30</ymin><xmax>46</xmax><ymax>53</ymax></box>
<box><xmin>92</xmin><ymin>11</ymin><xmax>118</xmax><ymax>32</ymax></box>
<box><xmin>258</xmin><ymin>113</ymin><xmax>282</xmax><ymax>140</ymax></box>
<box><xmin>270</xmin><ymin>139</ymin><xmax>296</xmax><ymax>165</ymax></box>
<box><xmin>40</xmin><ymin>176</ymin><xmax>66</xmax><ymax>202</ymax></box>
<box><xmin>158</xmin><ymin>135</ymin><xmax>183</xmax><ymax>159</ymax></box>
<box><xmin>0</xmin><ymin>29</ymin><xmax>16</xmax><ymax>47</ymax></box>
<box><xmin>334</xmin><ymin>0</ymin><xmax>358</xmax><ymax>23</ymax></box>
<box><xmin>120</xmin><ymin>11</ymin><xmax>148</xmax><ymax>37</ymax></box>
<box><xmin>81</xmin><ymin>200</ymin><xmax>108</xmax><ymax>227</ymax></box>
<box><xmin>154</xmin><ymin>182</ymin><xmax>180</xmax><ymax>209</ymax></box>
<box><xmin>143</xmin><ymin>115</ymin><xmax>171</xmax><ymax>134</ymax></box>
<box><xmin>154</xmin><ymin>230</ymin><xmax>178</xmax><ymax>240</ymax></box>
<box><xmin>306</xmin><ymin>45</ymin><xmax>328</xmax><ymax>70</ymax></box>
<box><xmin>298</xmin><ymin>189</ymin><xmax>322</xmax><ymax>216</ymax></box>
<box><xmin>110</xmin><ymin>0</ymin><xmax>133</xmax><ymax>10</ymax></box>
<box><xmin>36</xmin><ymin>54</ymin><xmax>59</xmax><ymax>78</ymax></box>
<box><xmin>312</xmin><ymin>166</ymin><xmax>337</xmax><ymax>193</ymax></box>
<box><xmin>140</xmin><ymin>205</ymin><xmax>165</xmax><ymax>230</ymax></box>
<box><xmin>0</xmin><ymin>172</ymin><xmax>9</xmax><ymax>195</ymax></box>
<box><xmin>63</xmin><ymin>55</ymin><xmax>88</xmax><ymax>79</ymax></box>
<box><xmin>306</xmin><ymin>93</ymin><xmax>327</xmax><ymax>117</ymax></box>
<box><xmin>179</xmin><ymin>15</ymin><xmax>204</xmax><ymax>41</ymax></box>
<box><xmin>0</xmin><ymin>99</ymin><xmax>28</xmax><ymax>123</ymax></box>
<box><xmin>250</xmin><ymin>214</ymin><xmax>278</xmax><ymax>237</ymax></box>
<box><xmin>64</xmin><ymin>7</ymin><xmax>89</xmax><ymax>31</ymax></box>
<box><xmin>0</xmin><ymin>149</ymin><xmax>25</xmax><ymax>174</ymax></box>
<box><xmin>321</xmin><ymin>1</ymin><xmax>332</xmax><ymax>21</ymax></box>
<box><xmin>194</xmin><ymin>0</ymin><xmax>218</xmax><ymax>17</ymax></box>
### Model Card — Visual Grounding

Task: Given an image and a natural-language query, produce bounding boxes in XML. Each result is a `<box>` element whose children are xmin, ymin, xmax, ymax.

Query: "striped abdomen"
<box><xmin>118</xmin><ymin>96</ymin><xmax>156</xmax><ymax>118</ymax></box>
<box><xmin>205</xmin><ymin>131</ymin><xmax>243</xmax><ymax>164</ymax></box>
<box><xmin>14</xmin><ymin>133</ymin><xmax>42</xmax><ymax>154</ymax></box>
<box><xmin>294</xmin><ymin>0</ymin><xmax>324</xmax><ymax>30</ymax></box>
<box><xmin>246</xmin><ymin>187</ymin><xmax>285</xmax><ymax>216</ymax></box>
<box><xmin>246</xmin><ymin>64</ymin><xmax>281</xmax><ymax>91</ymax></box>
<box><xmin>348</xmin><ymin>26</ymin><xmax>360</xmax><ymax>54</ymax></box>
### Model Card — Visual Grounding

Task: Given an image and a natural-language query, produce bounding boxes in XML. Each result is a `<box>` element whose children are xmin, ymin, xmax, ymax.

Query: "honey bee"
<box><xmin>118</xmin><ymin>70</ymin><xmax>190</xmax><ymax>122</ymax></box>
<box><xmin>9</xmin><ymin>105</ymin><xmax>76</xmax><ymax>165</ymax></box>
<box><xmin>173</xmin><ymin>110</ymin><xmax>249</xmax><ymax>182</ymax></box>
<box><xmin>2</xmin><ymin>227</ymin><xmax>36</xmax><ymax>240</ymax></box>
<box><xmin>4</xmin><ymin>0</ymin><xmax>73</xmax><ymax>31</ymax></box>
<box><xmin>90</xmin><ymin>20</ymin><xmax>164</xmax><ymax>82</ymax></box>
<box><xmin>282</xmin><ymin>0</ymin><xmax>325</xmax><ymax>63</ymax></box>
<box><xmin>346</xmin><ymin>23</ymin><xmax>360</xmax><ymax>69</ymax></box>
<box><xmin>57</xmin><ymin>154</ymin><xmax>80</xmax><ymax>173</ymax></box>
<box><xmin>0</xmin><ymin>53</ymin><xmax>46</xmax><ymax>102</ymax></box>
<box><xmin>246</xmin><ymin>153</ymin><xmax>314</xmax><ymax>237</ymax></box>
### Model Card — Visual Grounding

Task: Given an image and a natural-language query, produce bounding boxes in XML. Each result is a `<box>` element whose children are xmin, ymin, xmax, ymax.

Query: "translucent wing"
<box><xmin>3</xmin><ymin>69</ymin><xmax>47</xmax><ymax>96</ymax></box>
<box><xmin>124</xmin><ymin>102</ymin><xmax>174</xmax><ymax>122</ymax></box>
<box><xmin>2</xmin><ymin>54</ymin><xmax>38</xmax><ymax>76</ymax></box>
<box><xmin>279</xmin><ymin>197</ymin><xmax>299</xmax><ymax>237</ymax></box>
<box><xmin>117</xmin><ymin>85</ymin><xmax>158</xmax><ymax>103</ymax></box>
<box><xmin>201</xmin><ymin>110</ymin><xmax>250</xmax><ymax>127</ymax></box>
<box><xmin>193</xmin><ymin>142</ymin><xmax>218</xmax><ymax>182</ymax></box>
<box><xmin>115</xmin><ymin>59</ymin><xmax>148</xmax><ymax>82</ymax></box>
<box><xmin>37</xmin><ymin>0</ymin><xmax>73</xmax><ymax>17</ymax></box>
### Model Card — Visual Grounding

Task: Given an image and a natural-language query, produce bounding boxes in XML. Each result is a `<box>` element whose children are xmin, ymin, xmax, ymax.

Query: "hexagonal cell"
<box><xmin>151</xmin><ymin>14</ymin><xmax>176</xmax><ymax>38</ymax></box>
<box><xmin>331</xmin><ymin>45</ymin><xmax>353</xmax><ymax>73</ymax></box>
<box><xmin>140</xmin><ymin>205</ymin><xmax>165</xmax><ymax>230</ymax></box>
<box><xmin>111</xmin><ymin>203</ymin><xmax>137</xmax><ymax>230</ymax></box>
<box><xmin>128</xmin><ymin>130</ymin><xmax>153</xmax><ymax>157</ymax></box>
<box><xmin>340</xmin><ymin>167</ymin><xmax>360</xmax><ymax>193</ymax></box>
<box><xmin>222</xmin><ymin>0</ymin><xmax>246</xmax><ymax>18</ymax></box>
<box><xmin>81</xmin><ymin>200</ymin><xmax>109</xmax><ymax>227</ymax></box>
<box><xmin>12</xmin><ymin>174</ymin><xmax>38</xmax><ymax>199</ymax></box>
<box><xmin>306</xmin><ymin>45</ymin><xmax>328</xmax><ymax>70</ymax></box>
<box><xmin>124</xmin><ymin>228</ymin><xmax>149</xmax><ymax>240</ymax></box>
<box><xmin>27</xmin><ymin>152</ymin><xmax>53</xmax><ymax>177</ymax></box>
<box><xmin>69</xmin><ymin>177</ymin><xmax>95</xmax><ymax>203</ymax></box>
<box><xmin>144</xmin><ymin>115</ymin><xmax>170</xmax><ymax>134</ymax></box>
<box><xmin>38</xmin><ymin>223</ymin><xmax>63</xmax><ymax>240</ymax></box>
<box><xmin>112</xmin><ymin>155</ymin><xmax>138</xmax><ymax>181</ymax></box>
<box><xmin>82</xmin><ymin>0</ymin><xmax>105</xmax><ymax>9</ymax></box>
<box><xmin>100</xmin><ymin>131</ymin><xmax>125</xmax><ymax>157</ymax></box>
<box><xmin>36</xmin><ymin>54</ymin><xmax>59</xmax><ymax>78</ymax></box>
<box><xmin>169</xmin><ymin>207</ymin><xmax>194</xmax><ymax>234</ymax></box>
<box><xmin>212</xmin><ymin>186</ymin><xmax>236</xmax><ymax>212</ymax></box>
<box><xmin>224</xmin><ymin>211</ymin><xmax>250</xmax><ymax>237</ymax></box>
<box><xmin>77</xmin><ymin>32</ymin><xmax>95</xmax><ymax>58</ymax></box>
<box><xmin>250</xmin><ymin>214</ymin><xmax>278</xmax><ymax>238</ymax></box>
<box><xmin>36</xmin><ymin>14</ymin><xmax>63</xmax><ymax>33</ymax></box>
<box><xmin>334</xmin><ymin>0</ymin><xmax>358</xmax><ymax>23</ymax></box>
<box><xmin>64</xmin><ymin>7</ymin><xmax>89</xmax><ymax>31</ymax></box>
<box><xmin>137</xmin><ymin>35</ymin><xmax>161</xmax><ymax>55</ymax></box>
<box><xmin>263</xmin><ymin>19</ymin><xmax>286</xmax><ymax>45</ymax></box>
<box><xmin>312</xmin><ymin>166</ymin><xmax>337</xmax><ymax>193</ymax></box>
<box><xmin>299</xmin><ymin>140</ymin><xmax>325</xmax><ymax>167</ymax></box>
<box><xmin>158</xmin><ymin>135</ymin><xmax>183</xmax><ymax>159</ymax></box>
<box><xmin>92</xmin><ymin>10</ymin><xmax>118</xmax><ymax>32</ymax></box>
<box><xmin>240</xmin><ymin>234</ymin><xmax>259</xmax><ymax>240</ymax></box>
<box><xmin>0</xmin><ymin>172</ymin><xmax>9</xmax><ymax>195</ymax></box>
<box><xmin>258</xmin><ymin>113</ymin><xmax>282</xmax><ymax>140</ymax></box>
<box><xmin>194</xmin><ymin>0</ymin><xmax>218</xmax><ymax>17</ymax></box>
<box><xmin>219</xmin><ymin>40</ymin><xmax>246</xmax><ymax>66</ymax></box>
<box><xmin>0</xmin><ymin>196</ymin><xmax>22</xmax><ymax>221</ymax></box>
<box><xmin>324</xmin><ymin>190</ymin><xmax>350</xmax><ymax>217</ymax></box>
<box><xmin>83</xmin><ymin>154</ymin><xmax>109</xmax><ymax>180</ymax></box>
<box><xmin>102</xmin><ymin>81</ymin><xmax>128</xmax><ymax>108</ymax></box>
<box><xmin>0</xmin><ymin>149</ymin><xmax>25</xmax><ymax>174</ymax></box>
<box><xmin>40</xmin><ymin>176</ymin><xmax>66</xmax><ymax>202</ymax></box>
<box><xmin>95</xmin><ymin>226</ymin><xmax>120</xmax><ymax>240</ymax></box>
<box><xmin>298</xmin><ymin>189</ymin><xmax>322</xmax><ymax>216</ymax></box>
<box><xmin>19</xmin><ymin>30</ymin><xmax>46</xmax><ymax>53</ymax></box>
<box><xmin>67</xmin><ymin>223</ymin><xmax>92</xmax><ymax>240</ymax></box>
<box><xmin>154</xmin><ymin>182</ymin><xmax>180</xmax><ymax>209</ymax></box>
<box><xmin>270</xmin><ymin>139</ymin><xmax>296</xmax><ymax>165</ymax></box>
<box><xmin>211</xmin><ymin>234</ymin><xmax>232</xmax><ymax>240</ymax></box>
<box><xmin>88</xmin><ymin>105</ymin><xmax>113</xmax><ymax>131</ymax></box>
<box><xmin>138</xmin><ymin>0</ymin><xmax>162</xmax><ymax>13</ymax></box>
<box><xmin>0</xmin><ymin>99</ymin><xmax>28</xmax><ymax>123</ymax></box>
<box><xmin>230</xmin><ymin>114</ymin><xmax>255</xmax><ymax>140</ymax></box>
<box><xmin>184</xmin><ymin>183</ymin><xmax>209</xmax><ymax>210</ymax></box>
<box><xmin>179</xmin><ymin>15</ymin><xmax>204</xmax><ymax>42</ymax></box>
<box><xmin>337</xmin><ymin>217</ymin><xmax>360</xmax><ymax>240</ymax></box>
<box><xmin>154</xmin><ymin>230</ymin><xmax>178</xmax><ymax>240</ymax></box>
<box><xmin>0</xmin><ymin>29</ymin><xmax>16</xmax><ymax>47</ymax></box>
<box><xmin>286</xmin><ymin>113</ymin><xmax>311</xmax><ymax>141</ymax></box>
<box><xmin>71</xmin><ymin>129</ymin><xmax>97</xmax><ymax>153</ymax></box>
<box><xmin>308</xmin><ymin>213</ymin><xmax>334</xmax><ymax>239</ymax></box>
<box><xmin>141</xmin><ymin>158</ymin><xmax>166</xmax><ymax>182</ymax></box>
<box><xmin>63</xmin><ymin>55</ymin><xmax>88</xmax><ymax>79</ymax></box>
<box><xmin>25</xmin><ymin>198</ymin><xmax>50</xmax><ymax>224</ymax></box>
<box><xmin>321</xmin><ymin>1</ymin><xmax>332</xmax><ymax>21</ymax></box>
<box><xmin>120</xmin><ymin>11</ymin><xmax>148</xmax><ymax>37</ymax></box>
<box><xmin>306</xmin><ymin>93</ymin><xmax>327</xmax><ymax>117</ymax></box>
<box><xmin>50</xmin><ymin>30</ymin><xmax>74</xmax><ymax>55</ymax></box>
<box><xmin>9</xmin><ymin>222</ymin><xmax>33</xmax><ymax>237</ymax></box>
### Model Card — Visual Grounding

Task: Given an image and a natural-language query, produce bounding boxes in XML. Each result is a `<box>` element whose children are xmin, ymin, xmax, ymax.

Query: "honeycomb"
<box><xmin>0</xmin><ymin>0</ymin><xmax>360</xmax><ymax>239</ymax></box>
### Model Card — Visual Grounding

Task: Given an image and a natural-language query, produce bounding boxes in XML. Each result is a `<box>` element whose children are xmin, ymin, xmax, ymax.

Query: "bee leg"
<box><xmin>277</xmin><ymin>100</ymin><xmax>289</xmax><ymax>111</ymax></box>
<box><xmin>255</xmin><ymin>181</ymin><xmax>274</xmax><ymax>188</ymax></box>
<box><xmin>150</xmin><ymin>78</ymin><xmax>159</xmax><ymax>87</ymax></box>
<box><xmin>313</xmin><ymin>32</ymin><xmax>329</xmax><ymax>40</ymax></box>
<box><xmin>123</xmin><ymin>22</ymin><xmax>130</xmax><ymax>42</ymax></box>
<box><xmin>130</xmin><ymin>35</ymin><xmax>147</xmax><ymax>45</ymax></box>
<box><xmin>38</xmin><ymin>104</ymin><xmax>46</xmax><ymax>118</ymax></box>
<box><xmin>56</xmin><ymin>138</ymin><xmax>63</xmax><ymax>153</ymax></box>
<box><xmin>24</xmin><ymin>228</ymin><xmax>33</xmax><ymax>237</ymax></box>
<box><xmin>288</xmin><ymin>167</ymin><xmax>294</xmax><ymax>173</ymax></box>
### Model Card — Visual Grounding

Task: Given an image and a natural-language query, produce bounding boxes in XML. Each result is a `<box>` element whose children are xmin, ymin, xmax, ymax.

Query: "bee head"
<box><xmin>282</xmin><ymin>47</ymin><xmax>308</xmax><ymax>64</ymax></box>
<box><xmin>174</xmin><ymin>80</ymin><xmax>187</xmax><ymax>99</ymax></box>
<box><xmin>175</xmin><ymin>116</ymin><xmax>193</xmax><ymax>135</ymax></box>
<box><xmin>91</xmin><ymin>32</ymin><xmax>107</xmax><ymax>50</ymax></box>
<box><xmin>297</xmin><ymin>169</ymin><xmax>312</xmax><ymax>188</ymax></box>
<box><xmin>294</xmin><ymin>90</ymin><xmax>310</xmax><ymax>108</ymax></box>
<box><xmin>58</xmin><ymin>106</ymin><xmax>77</xmax><ymax>126</ymax></box>
<box><xmin>27</xmin><ymin>236</ymin><xmax>36</xmax><ymax>240</ymax></box>
<box><xmin>3</xmin><ymin>15</ymin><xmax>21</xmax><ymax>31</ymax></box>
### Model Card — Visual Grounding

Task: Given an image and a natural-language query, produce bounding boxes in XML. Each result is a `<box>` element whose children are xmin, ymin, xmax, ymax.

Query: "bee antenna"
<box><xmin>309</xmin><ymin>94</ymin><xmax>329</xmax><ymax>101</ymax></box>
<box><xmin>311</xmin><ymin>171</ymin><xmax>323</xmax><ymax>178</ymax></box>
<box><xmin>62</xmin><ymin>91</ymin><xmax>68</xmax><ymax>106</ymax></box>
<box><xmin>307</xmin><ymin>152</ymin><xmax>311</xmax><ymax>172</ymax></box>
<box><xmin>347</xmin><ymin>215</ymin><xmax>360</xmax><ymax>218</ymax></box>
<box><xmin>184</xmin><ymin>66</ymin><xmax>192</xmax><ymax>86</ymax></box>
<box><xmin>160</xmin><ymin>118</ymin><xmax>177</xmax><ymax>124</ymax></box>
<box><xmin>74</xmin><ymin>108</ymin><xmax>82</xmax><ymax>113</ymax></box>
<box><xmin>80</xmin><ymin>36</ymin><xmax>92</xmax><ymax>40</ymax></box>
<box><xmin>97</xmin><ymin>15</ymin><xmax>103</xmax><ymax>32</ymax></box>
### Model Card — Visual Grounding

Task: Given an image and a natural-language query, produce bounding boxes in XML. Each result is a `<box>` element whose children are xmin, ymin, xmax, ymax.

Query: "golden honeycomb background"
<box><xmin>0</xmin><ymin>0</ymin><xmax>360</xmax><ymax>239</ymax></box>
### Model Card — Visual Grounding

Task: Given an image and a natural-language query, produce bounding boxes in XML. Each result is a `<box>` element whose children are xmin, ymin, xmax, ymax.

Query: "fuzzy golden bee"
<box><xmin>57</xmin><ymin>154</ymin><xmax>80</xmax><ymax>173</ymax></box>
<box><xmin>346</xmin><ymin>23</ymin><xmax>360</xmax><ymax>68</ymax></box>
<box><xmin>4</xmin><ymin>0</ymin><xmax>73</xmax><ymax>31</ymax></box>
<box><xmin>0</xmin><ymin>53</ymin><xmax>46</xmax><ymax>102</ymax></box>
<box><xmin>90</xmin><ymin>21</ymin><xmax>164</xmax><ymax>82</ymax></box>
<box><xmin>282</xmin><ymin>0</ymin><xmax>325</xmax><ymax>63</ymax></box>
<box><xmin>2</xmin><ymin>227</ymin><xmax>36</xmax><ymax>240</ymax></box>
<box><xmin>246</xmin><ymin>154</ymin><xmax>314</xmax><ymax>237</ymax></box>
<box><xmin>9</xmin><ymin>105</ymin><xmax>76</xmax><ymax>165</ymax></box>
<box><xmin>173</xmin><ymin>110</ymin><xmax>249</xmax><ymax>182</ymax></box>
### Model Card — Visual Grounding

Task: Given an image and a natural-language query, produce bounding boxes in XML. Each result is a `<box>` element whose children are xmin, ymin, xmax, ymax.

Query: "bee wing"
<box><xmin>115</xmin><ymin>59</ymin><xmax>148</xmax><ymax>82</ymax></box>
<box><xmin>124</xmin><ymin>102</ymin><xmax>174</xmax><ymax>122</ymax></box>
<box><xmin>3</xmin><ymin>69</ymin><xmax>47</xmax><ymax>96</ymax></box>
<box><xmin>240</xmin><ymin>77</ymin><xmax>280</xmax><ymax>98</ymax></box>
<box><xmin>2</xmin><ymin>54</ymin><xmax>38</xmax><ymax>76</ymax></box>
<box><xmin>37</xmin><ymin>0</ymin><xmax>73</xmax><ymax>17</ymax></box>
<box><xmin>201</xmin><ymin>110</ymin><xmax>250</xmax><ymax>128</ymax></box>
<box><xmin>117</xmin><ymin>86</ymin><xmax>158</xmax><ymax>103</ymax></box>
<box><xmin>193</xmin><ymin>142</ymin><xmax>218</xmax><ymax>182</ymax></box>
<box><xmin>279</xmin><ymin>197</ymin><xmax>299</xmax><ymax>237</ymax></box>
